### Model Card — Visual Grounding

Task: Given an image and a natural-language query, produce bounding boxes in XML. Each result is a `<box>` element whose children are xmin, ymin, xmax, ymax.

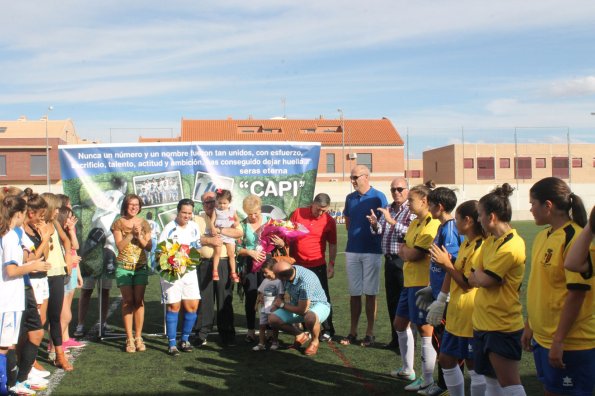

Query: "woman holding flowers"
<box><xmin>158</xmin><ymin>198</ymin><xmax>201</xmax><ymax>356</ymax></box>
<box><xmin>112</xmin><ymin>194</ymin><xmax>152</xmax><ymax>353</ymax></box>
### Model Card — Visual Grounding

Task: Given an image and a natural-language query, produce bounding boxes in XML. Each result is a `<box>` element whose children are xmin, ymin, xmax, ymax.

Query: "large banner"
<box><xmin>59</xmin><ymin>142</ymin><xmax>320</xmax><ymax>276</ymax></box>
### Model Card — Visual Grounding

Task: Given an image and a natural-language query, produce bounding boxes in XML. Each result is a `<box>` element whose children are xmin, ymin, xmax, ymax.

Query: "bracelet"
<box><xmin>328</xmin><ymin>260</ymin><xmax>335</xmax><ymax>266</ymax></box>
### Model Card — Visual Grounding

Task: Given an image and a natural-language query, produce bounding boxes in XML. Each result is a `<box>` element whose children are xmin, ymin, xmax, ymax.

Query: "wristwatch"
<box><xmin>279</xmin><ymin>302</ymin><xmax>285</xmax><ymax>309</ymax></box>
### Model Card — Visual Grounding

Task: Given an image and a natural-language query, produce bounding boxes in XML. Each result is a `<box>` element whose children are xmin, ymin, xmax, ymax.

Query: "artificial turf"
<box><xmin>44</xmin><ymin>221</ymin><xmax>545</xmax><ymax>395</ymax></box>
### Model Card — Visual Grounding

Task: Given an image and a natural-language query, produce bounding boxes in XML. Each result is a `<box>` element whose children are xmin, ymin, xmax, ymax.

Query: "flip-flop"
<box><xmin>340</xmin><ymin>334</ymin><xmax>357</xmax><ymax>346</ymax></box>
<box><xmin>304</xmin><ymin>342</ymin><xmax>319</xmax><ymax>356</ymax></box>
<box><xmin>294</xmin><ymin>332</ymin><xmax>311</xmax><ymax>347</ymax></box>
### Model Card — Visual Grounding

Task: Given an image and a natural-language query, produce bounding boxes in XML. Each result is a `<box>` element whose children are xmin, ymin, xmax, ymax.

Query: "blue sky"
<box><xmin>2</xmin><ymin>0</ymin><xmax>594</xmax><ymax>157</ymax></box>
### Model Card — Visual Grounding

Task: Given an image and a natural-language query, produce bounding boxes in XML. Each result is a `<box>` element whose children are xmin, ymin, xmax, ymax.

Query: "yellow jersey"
<box><xmin>445</xmin><ymin>236</ymin><xmax>483</xmax><ymax>338</ymax></box>
<box><xmin>472</xmin><ymin>229</ymin><xmax>525</xmax><ymax>332</ymax></box>
<box><xmin>403</xmin><ymin>214</ymin><xmax>440</xmax><ymax>287</ymax></box>
<box><xmin>527</xmin><ymin>222</ymin><xmax>594</xmax><ymax>350</ymax></box>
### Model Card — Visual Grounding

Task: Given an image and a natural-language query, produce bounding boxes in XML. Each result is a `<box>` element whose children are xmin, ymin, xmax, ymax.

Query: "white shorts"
<box><xmin>82</xmin><ymin>276</ymin><xmax>113</xmax><ymax>290</ymax></box>
<box><xmin>0</xmin><ymin>311</ymin><xmax>23</xmax><ymax>347</ymax></box>
<box><xmin>345</xmin><ymin>252</ymin><xmax>382</xmax><ymax>296</ymax></box>
<box><xmin>160</xmin><ymin>270</ymin><xmax>201</xmax><ymax>304</ymax></box>
<box><xmin>30</xmin><ymin>278</ymin><xmax>49</xmax><ymax>305</ymax></box>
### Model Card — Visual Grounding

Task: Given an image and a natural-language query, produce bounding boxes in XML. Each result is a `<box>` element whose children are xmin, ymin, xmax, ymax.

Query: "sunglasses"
<box><xmin>390</xmin><ymin>187</ymin><xmax>407</xmax><ymax>193</ymax></box>
<box><xmin>203</xmin><ymin>200</ymin><xmax>216</xmax><ymax>205</ymax></box>
<box><xmin>350</xmin><ymin>174</ymin><xmax>367</xmax><ymax>181</ymax></box>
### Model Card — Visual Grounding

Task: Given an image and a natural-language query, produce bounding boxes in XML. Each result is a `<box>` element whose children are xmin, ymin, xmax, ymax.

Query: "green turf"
<box><xmin>47</xmin><ymin>221</ymin><xmax>545</xmax><ymax>395</ymax></box>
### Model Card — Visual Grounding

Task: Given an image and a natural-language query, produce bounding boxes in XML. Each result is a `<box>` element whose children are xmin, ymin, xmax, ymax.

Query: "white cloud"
<box><xmin>547</xmin><ymin>76</ymin><xmax>595</xmax><ymax>97</ymax></box>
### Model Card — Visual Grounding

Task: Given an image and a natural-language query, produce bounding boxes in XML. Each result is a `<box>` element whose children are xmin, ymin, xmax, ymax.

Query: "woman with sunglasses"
<box><xmin>40</xmin><ymin>192</ymin><xmax>74</xmax><ymax>371</ymax></box>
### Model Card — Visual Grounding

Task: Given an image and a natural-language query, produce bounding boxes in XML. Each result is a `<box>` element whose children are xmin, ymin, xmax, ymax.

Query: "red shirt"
<box><xmin>289</xmin><ymin>207</ymin><xmax>337</xmax><ymax>268</ymax></box>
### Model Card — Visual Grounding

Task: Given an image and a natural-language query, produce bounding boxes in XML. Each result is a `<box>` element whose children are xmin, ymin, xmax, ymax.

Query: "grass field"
<box><xmin>42</xmin><ymin>221</ymin><xmax>545</xmax><ymax>395</ymax></box>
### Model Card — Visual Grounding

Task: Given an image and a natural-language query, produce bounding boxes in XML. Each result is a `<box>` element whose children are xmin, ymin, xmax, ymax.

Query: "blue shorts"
<box><xmin>396</xmin><ymin>286</ymin><xmax>428</xmax><ymax>326</ymax></box>
<box><xmin>473</xmin><ymin>330</ymin><xmax>522</xmax><ymax>377</ymax></box>
<box><xmin>64</xmin><ymin>267</ymin><xmax>79</xmax><ymax>293</ymax></box>
<box><xmin>441</xmin><ymin>330</ymin><xmax>473</xmax><ymax>360</ymax></box>
<box><xmin>271</xmin><ymin>302</ymin><xmax>330</xmax><ymax>325</ymax></box>
<box><xmin>533</xmin><ymin>340</ymin><xmax>595</xmax><ymax>396</ymax></box>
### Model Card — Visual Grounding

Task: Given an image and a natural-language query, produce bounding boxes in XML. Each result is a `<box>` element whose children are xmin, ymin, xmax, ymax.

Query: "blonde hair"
<box><xmin>242</xmin><ymin>194</ymin><xmax>262</xmax><ymax>214</ymax></box>
<box><xmin>41</xmin><ymin>192</ymin><xmax>62</xmax><ymax>222</ymax></box>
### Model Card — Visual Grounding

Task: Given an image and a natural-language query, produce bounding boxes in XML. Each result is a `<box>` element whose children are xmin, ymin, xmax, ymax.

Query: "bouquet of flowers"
<box><xmin>155</xmin><ymin>239</ymin><xmax>201</xmax><ymax>282</ymax></box>
<box><xmin>251</xmin><ymin>219</ymin><xmax>309</xmax><ymax>272</ymax></box>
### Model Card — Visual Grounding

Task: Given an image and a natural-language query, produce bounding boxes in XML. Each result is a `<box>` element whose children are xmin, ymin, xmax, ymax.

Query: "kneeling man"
<box><xmin>268</xmin><ymin>257</ymin><xmax>331</xmax><ymax>356</ymax></box>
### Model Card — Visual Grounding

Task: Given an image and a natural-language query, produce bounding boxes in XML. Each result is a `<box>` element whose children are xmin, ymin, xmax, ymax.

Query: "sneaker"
<box><xmin>178</xmin><ymin>341</ymin><xmax>193</xmax><ymax>352</ymax></box>
<box><xmin>30</xmin><ymin>366</ymin><xmax>50</xmax><ymax>379</ymax></box>
<box><xmin>404</xmin><ymin>378</ymin><xmax>433</xmax><ymax>392</ymax></box>
<box><xmin>417</xmin><ymin>383</ymin><xmax>448</xmax><ymax>396</ymax></box>
<box><xmin>192</xmin><ymin>336</ymin><xmax>207</xmax><ymax>347</ymax></box>
<box><xmin>63</xmin><ymin>338</ymin><xmax>86</xmax><ymax>349</ymax></box>
<box><xmin>319</xmin><ymin>332</ymin><xmax>332</xmax><ymax>342</ymax></box>
<box><xmin>10</xmin><ymin>382</ymin><xmax>36</xmax><ymax>395</ymax></box>
<box><xmin>25</xmin><ymin>376</ymin><xmax>48</xmax><ymax>391</ymax></box>
<box><xmin>390</xmin><ymin>368</ymin><xmax>416</xmax><ymax>381</ymax></box>
<box><xmin>168</xmin><ymin>346</ymin><xmax>180</xmax><ymax>356</ymax></box>
<box><xmin>270</xmin><ymin>341</ymin><xmax>280</xmax><ymax>351</ymax></box>
<box><xmin>252</xmin><ymin>343</ymin><xmax>266</xmax><ymax>351</ymax></box>
<box><xmin>73</xmin><ymin>324</ymin><xmax>84</xmax><ymax>338</ymax></box>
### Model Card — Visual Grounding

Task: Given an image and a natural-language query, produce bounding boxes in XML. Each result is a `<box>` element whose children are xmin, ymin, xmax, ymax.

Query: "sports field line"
<box><xmin>327</xmin><ymin>341</ymin><xmax>382</xmax><ymax>396</ymax></box>
<box><xmin>42</xmin><ymin>295</ymin><xmax>122</xmax><ymax>396</ymax></box>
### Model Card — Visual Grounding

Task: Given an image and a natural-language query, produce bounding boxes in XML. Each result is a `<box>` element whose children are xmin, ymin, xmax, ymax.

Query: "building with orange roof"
<box><xmin>139</xmin><ymin>116</ymin><xmax>406</xmax><ymax>183</ymax></box>
<box><xmin>0</xmin><ymin>116</ymin><xmax>89</xmax><ymax>190</ymax></box>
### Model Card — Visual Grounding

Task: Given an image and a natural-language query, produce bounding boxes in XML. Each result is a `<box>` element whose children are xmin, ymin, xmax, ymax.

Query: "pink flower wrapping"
<box><xmin>250</xmin><ymin>219</ymin><xmax>309</xmax><ymax>272</ymax></box>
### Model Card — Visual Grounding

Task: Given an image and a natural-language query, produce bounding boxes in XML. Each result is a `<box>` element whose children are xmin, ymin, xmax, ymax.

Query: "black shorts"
<box><xmin>473</xmin><ymin>329</ymin><xmax>523</xmax><ymax>377</ymax></box>
<box><xmin>21</xmin><ymin>287</ymin><xmax>43</xmax><ymax>332</ymax></box>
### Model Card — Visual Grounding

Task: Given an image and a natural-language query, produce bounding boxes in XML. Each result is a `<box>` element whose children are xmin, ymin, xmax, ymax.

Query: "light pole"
<box><xmin>45</xmin><ymin>106</ymin><xmax>53</xmax><ymax>192</ymax></box>
<box><xmin>337</xmin><ymin>109</ymin><xmax>345</xmax><ymax>181</ymax></box>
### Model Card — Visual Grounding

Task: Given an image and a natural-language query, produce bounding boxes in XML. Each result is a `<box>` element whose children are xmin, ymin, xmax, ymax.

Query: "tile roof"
<box><xmin>0</xmin><ymin>117</ymin><xmax>82</xmax><ymax>144</ymax></box>
<box><xmin>178</xmin><ymin>118</ymin><xmax>403</xmax><ymax>146</ymax></box>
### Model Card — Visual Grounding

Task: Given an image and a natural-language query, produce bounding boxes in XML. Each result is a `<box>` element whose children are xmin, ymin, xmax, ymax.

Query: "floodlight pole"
<box><xmin>338</xmin><ymin>109</ymin><xmax>345</xmax><ymax>181</ymax></box>
<box><xmin>46</xmin><ymin>106</ymin><xmax>53</xmax><ymax>192</ymax></box>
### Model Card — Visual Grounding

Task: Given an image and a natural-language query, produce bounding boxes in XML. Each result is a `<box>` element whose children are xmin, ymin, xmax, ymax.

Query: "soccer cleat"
<box><xmin>404</xmin><ymin>378</ymin><xmax>433</xmax><ymax>392</ymax></box>
<box><xmin>10</xmin><ymin>381</ymin><xmax>37</xmax><ymax>395</ymax></box>
<box><xmin>168</xmin><ymin>346</ymin><xmax>180</xmax><ymax>356</ymax></box>
<box><xmin>178</xmin><ymin>341</ymin><xmax>193</xmax><ymax>352</ymax></box>
<box><xmin>417</xmin><ymin>383</ymin><xmax>449</xmax><ymax>396</ymax></box>
<box><xmin>390</xmin><ymin>368</ymin><xmax>416</xmax><ymax>381</ymax></box>
<box><xmin>25</xmin><ymin>376</ymin><xmax>48</xmax><ymax>391</ymax></box>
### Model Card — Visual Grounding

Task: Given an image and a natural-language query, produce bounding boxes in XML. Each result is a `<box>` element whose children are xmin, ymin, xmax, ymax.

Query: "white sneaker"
<box><xmin>25</xmin><ymin>376</ymin><xmax>48</xmax><ymax>391</ymax></box>
<box><xmin>30</xmin><ymin>366</ymin><xmax>50</xmax><ymax>379</ymax></box>
<box><xmin>10</xmin><ymin>381</ymin><xmax>37</xmax><ymax>395</ymax></box>
<box><xmin>270</xmin><ymin>341</ymin><xmax>280</xmax><ymax>351</ymax></box>
<box><xmin>252</xmin><ymin>344</ymin><xmax>266</xmax><ymax>351</ymax></box>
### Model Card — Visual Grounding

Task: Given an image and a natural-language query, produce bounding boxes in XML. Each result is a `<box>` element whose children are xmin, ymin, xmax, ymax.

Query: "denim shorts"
<box><xmin>271</xmin><ymin>302</ymin><xmax>331</xmax><ymax>324</ymax></box>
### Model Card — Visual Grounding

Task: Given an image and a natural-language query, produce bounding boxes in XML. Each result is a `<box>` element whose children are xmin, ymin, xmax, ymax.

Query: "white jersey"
<box><xmin>159</xmin><ymin>220</ymin><xmax>202</xmax><ymax>250</ymax></box>
<box><xmin>1</xmin><ymin>229</ymin><xmax>25</xmax><ymax>313</ymax></box>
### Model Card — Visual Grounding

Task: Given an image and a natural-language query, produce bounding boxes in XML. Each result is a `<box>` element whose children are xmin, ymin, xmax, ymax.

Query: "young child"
<box><xmin>1</xmin><ymin>195</ymin><xmax>51</xmax><ymax>394</ymax></box>
<box><xmin>253</xmin><ymin>257</ymin><xmax>284</xmax><ymax>351</ymax></box>
<box><xmin>210</xmin><ymin>189</ymin><xmax>240</xmax><ymax>283</ymax></box>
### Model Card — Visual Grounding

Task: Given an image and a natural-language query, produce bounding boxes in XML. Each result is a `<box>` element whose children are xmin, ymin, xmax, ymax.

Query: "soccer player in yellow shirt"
<box><xmin>468</xmin><ymin>183</ymin><xmax>527</xmax><ymax>396</ymax></box>
<box><xmin>430</xmin><ymin>200</ymin><xmax>487</xmax><ymax>396</ymax></box>
<box><xmin>522</xmin><ymin>177</ymin><xmax>593</xmax><ymax>396</ymax></box>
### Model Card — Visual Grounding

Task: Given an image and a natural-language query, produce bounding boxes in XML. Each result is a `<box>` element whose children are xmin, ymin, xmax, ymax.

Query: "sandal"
<box><xmin>294</xmin><ymin>332</ymin><xmax>311</xmax><ymax>347</ymax></box>
<box><xmin>230</xmin><ymin>272</ymin><xmax>240</xmax><ymax>283</ymax></box>
<box><xmin>126</xmin><ymin>338</ymin><xmax>136</xmax><ymax>353</ymax></box>
<box><xmin>135</xmin><ymin>337</ymin><xmax>146</xmax><ymax>352</ymax></box>
<box><xmin>304</xmin><ymin>342</ymin><xmax>319</xmax><ymax>356</ymax></box>
<box><xmin>340</xmin><ymin>334</ymin><xmax>357</xmax><ymax>346</ymax></box>
<box><xmin>361</xmin><ymin>335</ymin><xmax>375</xmax><ymax>347</ymax></box>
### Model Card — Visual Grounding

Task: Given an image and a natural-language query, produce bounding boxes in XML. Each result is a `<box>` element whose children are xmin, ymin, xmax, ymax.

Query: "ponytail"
<box><xmin>0</xmin><ymin>195</ymin><xmax>27</xmax><ymax>236</ymax></box>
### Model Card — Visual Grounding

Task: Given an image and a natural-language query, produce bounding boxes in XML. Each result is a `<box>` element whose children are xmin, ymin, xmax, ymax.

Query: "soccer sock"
<box><xmin>5</xmin><ymin>350</ymin><xmax>16</xmax><ymax>388</ymax></box>
<box><xmin>397</xmin><ymin>328</ymin><xmax>415</xmax><ymax>373</ymax></box>
<box><xmin>485</xmin><ymin>376</ymin><xmax>505</xmax><ymax>396</ymax></box>
<box><xmin>421</xmin><ymin>336</ymin><xmax>437</xmax><ymax>385</ymax></box>
<box><xmin>166</xmin><ymin>311</ymin><xmax>179</xmax><ymax>347</ymax></box>
<box><xmin>469</xmin><ymin>370</ymin><xmax>486</xmax><ymax>396</ymax></box>
<box><xmin>182</xmin><ymin>312</ymin><xmax>197</xmax><ymax>342</ymax></box>
<box><xmin>502</xmin><ymin>385</ymin><xmax>526</xmax><ymax>396</ymax></box>
<box><xmin>0</xmin><ymin>353</ymin><xmax>7</xmax><ymax>396</ymax></box>
<box><xmin>17</xmin><ymin>340</ymin><xmax>38</xmax><ymax>383</ymax></box>
<box><xmin>442</xmin><ymin>366</ymin><xmax>465</xmax><ymax>396</ymax></box>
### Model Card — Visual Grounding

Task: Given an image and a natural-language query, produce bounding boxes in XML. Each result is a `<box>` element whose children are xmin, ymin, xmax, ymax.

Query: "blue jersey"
<box><xmin>430</xmin><ymin>219</ymin><xmax>463</xmax><ymax>298</ymax></box>
<box><xmin>344</xmin><ymin>187</ymin><xmax>388</xmax><ymax>254</ymax></box>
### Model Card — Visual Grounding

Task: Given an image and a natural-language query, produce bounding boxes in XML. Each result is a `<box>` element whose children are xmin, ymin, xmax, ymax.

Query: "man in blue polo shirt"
<box><xmin>341</xmin><ymin>165</ymin><xmax>388</xmax><ymax>347</ymax></box>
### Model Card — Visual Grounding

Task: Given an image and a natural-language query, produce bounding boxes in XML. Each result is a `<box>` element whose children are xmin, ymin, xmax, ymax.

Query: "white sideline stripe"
<box><xmin>42</xmin><ymin>296</ymin><xmax>122</xmax><ymax>396</ymax></box>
